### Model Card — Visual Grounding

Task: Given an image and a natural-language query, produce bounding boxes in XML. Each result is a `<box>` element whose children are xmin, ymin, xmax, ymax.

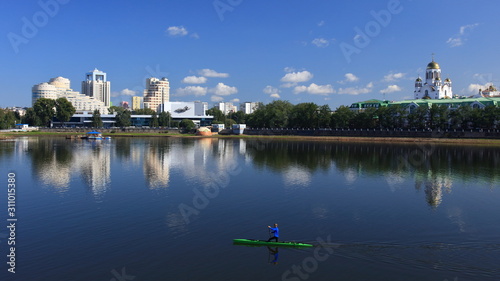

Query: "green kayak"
<box><xmin>233</xmin><ymin>239</ymin><xmax>313</xmax><ymax>248</ymax></box>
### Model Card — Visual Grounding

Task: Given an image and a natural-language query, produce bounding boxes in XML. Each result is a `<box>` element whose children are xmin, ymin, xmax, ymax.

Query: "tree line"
<box><xmin>209</xmin><ymin>100</ymin><xmax>500</xmax><ymax>130</ymax></box>
<box><xmin>4</xmin><ymin>98</ymin><xmax>499</xmax><ymax>130</ymax></box>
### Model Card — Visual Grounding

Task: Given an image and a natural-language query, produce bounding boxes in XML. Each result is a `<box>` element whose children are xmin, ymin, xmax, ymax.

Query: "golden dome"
<box><xmin>427</xmin><ymin>61</ymin><xmax>440</xmax><ymax>69</ymax></box>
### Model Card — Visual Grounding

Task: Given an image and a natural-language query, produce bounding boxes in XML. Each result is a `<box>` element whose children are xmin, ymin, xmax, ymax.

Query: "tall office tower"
<box><xmin>132</xmin><ymin>96</ymin><xmax>143</xmax><ymax>111</ymax></box>
<box><xmin>143</xmin><ymin>77</ymin><xmax>170</xmax><ymax>112</ymax></box>
<box><xmin>82</xmin><ymin>68</ymin><xmax>111</xmax><ymax>106</ymax></box>
<box><xmin>239</xmin><ymin>102</ymin><xmax>259</xmax><ymax>114</ymax></box>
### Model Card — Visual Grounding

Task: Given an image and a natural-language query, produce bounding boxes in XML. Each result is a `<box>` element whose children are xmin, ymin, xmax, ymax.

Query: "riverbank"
<box><xmin>2</xmin><ymin>131</ymin><xmax>500</xmax><ymax>146</ymax></box>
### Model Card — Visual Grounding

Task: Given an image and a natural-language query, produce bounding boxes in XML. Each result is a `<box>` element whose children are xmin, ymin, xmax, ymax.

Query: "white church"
<box><xmin>414</xmin><ymin>59</ymin><xmax>453</xmax><ymax>99</ymax></box>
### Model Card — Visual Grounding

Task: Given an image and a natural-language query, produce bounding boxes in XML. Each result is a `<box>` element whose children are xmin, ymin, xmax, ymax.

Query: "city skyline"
<box><xmin>2</xmin><ymin>0</ymin><xmax>500</xmax><ymax>109</ymax></box>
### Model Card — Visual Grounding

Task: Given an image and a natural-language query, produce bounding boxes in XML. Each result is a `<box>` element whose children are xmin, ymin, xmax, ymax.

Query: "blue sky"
<box><xmin>1</xmin><ymin>0</ymin><xmax>500</xmax><ymax>109</ymax></box>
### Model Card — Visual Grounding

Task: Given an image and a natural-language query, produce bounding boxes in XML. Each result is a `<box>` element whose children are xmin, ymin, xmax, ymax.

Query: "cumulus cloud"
<box><xmin>230</xmin><ymin>98</ymin><xmax>240</xmax><ymax>103</ymax></box>
<box><xmin>166</xmin><ymin>26</ymin><xmax>189</xmax><ymax>37</ymax></box>
<box><xmin>467</xmin><ymin>83</ymin><xmax>493</xmax><ymax>94</ymax></box>
<box><xmin>209</xmin><ymin>82</ymin><xmax>238</xmax><ymax>96</ymax></box>
<box><xmin>342</xmin><ymin>73</ymin><xmax>359</xmax><ymax>84</ymax></box>
<box><xmin>112</xmin><ymin>88</ymin><xmax>137</xmax><ymax>97</ymax></box>
<box><xmin>280</xmin><ymin>70</ymin><xmax>313</xmax><ymax>84</ymax></box>
<box><xmin>294</xmin><ymin>83</ymin><xmax>335</xmax><ymax>95</ymax></box>
<box><xmin>211</xmin><ymin>95</ymin><xmax>224</xmax><ymax>102</ymax></box>
<box><xmin>337</xmin><ymin>82</ymin><xmax>373</xmax><ymax>95</ymax></box>
<box><xmin>380</xmin><ymin>85</ymin><xmax>402</xmax><ymax>94</ymax></box>
<box><xmin>263</xmin><ymin>85</ymin><xmax>280</xmax><ymax>98</ymax></box>
<box><xmin>312</xmin><ymin>38</ymin><xmax>329</xmax><ymax>48</ymax></box>
<box><xmin>284</xmin><ymin>67</ymin><xmax>296</xmax><ymax>73</ymax></box>
<box><xmin>198</xmin><ymin>69</ymin><xmax>229</xmax><ymax>78</ymax></box>
<box><xmin>175</xmin><ymin>86</ymin><xmax>208</xmax><ymax>97</ymax></box>
<box><xmin>181</xmin><ymin>76</ymin><xmax>207</xmax><ymax>84</ymax></box>
<box><xmin>447</xmin><ymin>23</ymin><xmax>479</xmax><ymax>47</ymax></box>
<box><xmin>383</xmin><ymin>72</ymin><xmax>406</xmax><ymax>82</ymax></box>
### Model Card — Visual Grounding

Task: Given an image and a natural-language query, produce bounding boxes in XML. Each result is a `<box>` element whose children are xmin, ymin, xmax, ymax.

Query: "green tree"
<box><xmin>158</xmin><ymin>111</ymin><xmax>171</xmax><ymax>127</ymax></box>
<box><xmin>206</xmin><ymin>107</ymin><xmax>225</xmax><ymax>123</ymax></box>
<box><xmin>407</xmin><ymin>105</ymin><xmax>428</xmax><ymax>129</ymax></box>
<box><xmin>179</xmin><ymin>119</ymin><xmax>196</xmax><ymax>131</ymax></box>
<box><xmin>116</xmin><ymin>110</ymin><xmax>131</xmax><ymax>127</ymax></box>
<box><xmin>330</xmin><ymin>106</ymin><xmax>354</xmax><ymax>128</ymax></box>
<box><xmin>134</xmin><ymin>108</ymin><xmax>156</xmax><ymax>115</ymax></box>
<box><xmin>449</xmin><ymin>105</ymin><xmax>472</xmax><ymax>129</ymax></box>
<box><xmin>108</xmin><ymin>106</ymin><xmax>124</xmax><ymax>115</ymax></box>
<box><xmin>225</xmin><ymin>118</ymin><xmax>236</xmax><ymax>129</ymax></box>
<box><xmin>33</xmin><ymin>98</ymin><xmax>56</xmax><ymax>127</ymax></box>
<box><xmin>264</xmin><ymin>100</ymin><xmax>293</xmax><ymax>128</ymax></box>
<box><xmin>483</xmin><ymin>105</ymin><xmax>499</xmax><ymax>129</ymax></box>
<box><xmin>351</xmin><ymin>108</ymin><xmax>377</xmax><ymax>129</ymax></box>
<box><xmin>289</xmin><ymin>102</ymin><xmax>318</xmax><ymax>128</ymax></box>
<box><xmin>150</xmin><ymin>114</ymin><xmax>159</xmax><ymax>127</ymax></box>
<box><xmin>23</xmin><ymin>108</ymin><xmax>40</xmax><ymax>126</ymax></box>
<box><xmin>317</xmin><ymin>104</ymin><xmax>332</xmax><ymax>128</ymax></box>
<box><xmin>55</xmin><ymin>98</ymin><xmax>76</xmax><ymax>126</ymax></box>
<box><xmin>91</xmin><ymin>109</ymin><xmax>103</xmax><ymax>127</ymax></box>
<box><xmin>0</xmin><ymin>109</ymin><xmax>17</xmax><ymax>129</ymax></box>
<box><xmin>227</xmin><ymin>111</ymin><xmax>246</xmax><ymax>124</ymax></box>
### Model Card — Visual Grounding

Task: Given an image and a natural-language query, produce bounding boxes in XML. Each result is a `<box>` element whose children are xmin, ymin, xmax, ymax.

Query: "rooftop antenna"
<box><xmin>431</xmin><ymin>52</ymin><xmax>435</xmax><ymax>61</ymax></box>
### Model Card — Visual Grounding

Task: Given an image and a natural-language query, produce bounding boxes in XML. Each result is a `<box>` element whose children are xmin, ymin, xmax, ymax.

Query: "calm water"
<box><xmin>0</xmin><ymin>136</ymin><xmax>499</xmax><ymax>281</ymax></box>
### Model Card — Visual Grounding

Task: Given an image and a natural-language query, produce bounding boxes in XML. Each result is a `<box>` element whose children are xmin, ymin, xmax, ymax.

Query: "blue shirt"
<box><xmin>270</xmin><ymin>227</ymin><xmax>279</xmax><ymax>237</ymax></box>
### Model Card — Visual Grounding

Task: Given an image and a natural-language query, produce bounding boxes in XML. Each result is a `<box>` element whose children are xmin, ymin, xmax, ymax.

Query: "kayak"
<box><xmin>233</xmin><ymin>239</ymin><xmax>313</xmax><ymax>248</ymax></box>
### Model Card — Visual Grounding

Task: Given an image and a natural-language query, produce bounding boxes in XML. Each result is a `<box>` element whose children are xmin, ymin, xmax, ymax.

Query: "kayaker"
<box><xmin>267</xmin><ymin>223</ymin><xmax>279</xmax><ymax>242</ymax></box>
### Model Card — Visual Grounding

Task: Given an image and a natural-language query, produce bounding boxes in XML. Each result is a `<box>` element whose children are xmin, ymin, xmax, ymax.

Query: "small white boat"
<box><xmin>85</xmin><ymin>131</ymin><xmax>111</xmax><ymax>140</ymax></box>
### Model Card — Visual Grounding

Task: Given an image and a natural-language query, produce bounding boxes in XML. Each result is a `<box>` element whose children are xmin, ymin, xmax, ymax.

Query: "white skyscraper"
<box><xmin>82</xmin><ymin>68</ymin><xmax>111</xmax><ymax>106</ymax></box>
<box><xmin>143</xmin><ymin>77</ymin><xmax>170</xmax><ymax>112</ymax></box>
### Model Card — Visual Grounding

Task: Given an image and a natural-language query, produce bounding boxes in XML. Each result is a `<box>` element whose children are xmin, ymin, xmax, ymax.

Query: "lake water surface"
<box><xmin>0</xmin><ymin>136</ymin><xmax>499</xmax><ymax>281</ymax></box>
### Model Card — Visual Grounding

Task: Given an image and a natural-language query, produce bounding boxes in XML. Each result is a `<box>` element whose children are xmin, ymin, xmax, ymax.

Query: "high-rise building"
<box><xmin>132</xmin><ymin>96</ymin><xmax>143</xmax><ymax>111</ymax></box>
<box><xmin>143</xmin><ymin>77</ymin><xmax>170</xmax><ymax>112</ymax></box>
<box><xmin>32</xmin><ymin>76</ymin><xmax>108</xmax><ymax>114</ymax></box>
<box><xmin>82</xmin><ymin>68</ymin><xmax>111</xmax><ymax>106</ymax></box>
<box><xmin>239</xmin><ymin>102</ymin><xmax>259</xmax><ymax>114</ymax></box>
<box><xmin>217</xmin><ymin>102</ymin><xmax>237</xmax><ymax>115</ymax></box>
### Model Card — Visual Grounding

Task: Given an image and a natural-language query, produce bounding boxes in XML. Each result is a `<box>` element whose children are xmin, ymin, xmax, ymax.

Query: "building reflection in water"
<box><xmin>20</xmin><ymin>137</ymin><xmax>499</xmax><ymax>209</ymax></box>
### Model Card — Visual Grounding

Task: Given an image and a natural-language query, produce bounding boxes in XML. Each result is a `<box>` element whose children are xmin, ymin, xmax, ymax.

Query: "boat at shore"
<box><xmin>85</xmin><ymin>131</ymin><xmax>111</xmax><ymax>140</ymax></box>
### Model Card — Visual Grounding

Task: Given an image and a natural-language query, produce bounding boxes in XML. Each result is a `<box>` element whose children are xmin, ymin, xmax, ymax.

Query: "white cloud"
<box><xmin>175</xmin><ymin>86</ymin><xmax>208</xmax><ymax>97</ymax></box>
<box><xmin>112</xmin><ymin>88</ymin><xmax>137</xmax><ymax>97</ymax></box>
<box><xmin>447</xmin><ymin>23</ymin><xmax>479</xmax><ymax>47</ymax></box>
<box><xmin>338</xmin><ymin>73</ymin><xmax>359</xmax><ymax>84</ymax></box>
<box><xmin>190</xmin><ymin>33</ymin><xmax>200</xmax><ymax>39</ymax></box>
<box><xmin>312</xmin><ymin>38</ymin><xmax>329</xmax><ymax>48</ymax></box>
<box><xmin>181</xmin><ymin>76</ymin><xmax>207</xmax><ymax>84</ymax></box>
<box><xmin>294</xmin><ymin>83</ymin><xmax>335</xmax><ymax>95</ymax></box>
<box><xmin>230</xmin><ymin>98</ymin><xmax>240</xmax><ymax>103</ymax></box>
<box><xmin>337</xmin><ymin>82</ymin><xmax>373</xmax><ymax>95</ymax></box>
<box><xmin>120</xmin><ymin>88</ymin><xmax>137</xmax><ymax>96</ymax></box>
<box><xmin>383</xmin><ymin>72</ymin><xmax>406</xmax><ymax>82</ymax></box>
<box><xmin>166</xmin><ymin>26</ymin><xmax>188</xmax><ymax>37</ymax></box>
<box><xmin>318</xmin><ymin>20</ymin><xmax>325</xmax><ymax>27</ymax></box>
<box><xmin>467</xmin><ymin>83</ymin><xmax>492</xmax><ymax>94</ymax></box>
<box><xmin>380</xmin><ymin>85</ymin><xmax>402</xmax><ymax>94</ymax></box>
<box><xmin>209</xmin><ymin>82</ymin><xmax>238</xmax><ymax>96</ymax></box>
<box><xmin>211</xmin><ymin>95</ymin><xmax>224</xmax><ymax>102</ymax></box>
<box><xmin>280</xmin><ymin>70</ymin><xmax>313</xmax><ymax>83</ymax></box>
<box><xmin>198</xmin><ymin>69</ymin><xmax>229</xmax><ymax>78</ymax></box>
<box><xmin>263</xmin><ymin>85</ymin><xmax>280</xmax><ymax>98</ymax></box>
<box><xmin>284</xmin><ymin>67</ymin><xmax>295</xmax><ymax>73</ymax></box>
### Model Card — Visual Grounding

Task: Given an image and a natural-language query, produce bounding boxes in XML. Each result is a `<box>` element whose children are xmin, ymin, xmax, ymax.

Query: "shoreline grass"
<box><xmin>1</xmin><ymin>131</ymin><xmax>499</xmax><ymax>146</ymax></box>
